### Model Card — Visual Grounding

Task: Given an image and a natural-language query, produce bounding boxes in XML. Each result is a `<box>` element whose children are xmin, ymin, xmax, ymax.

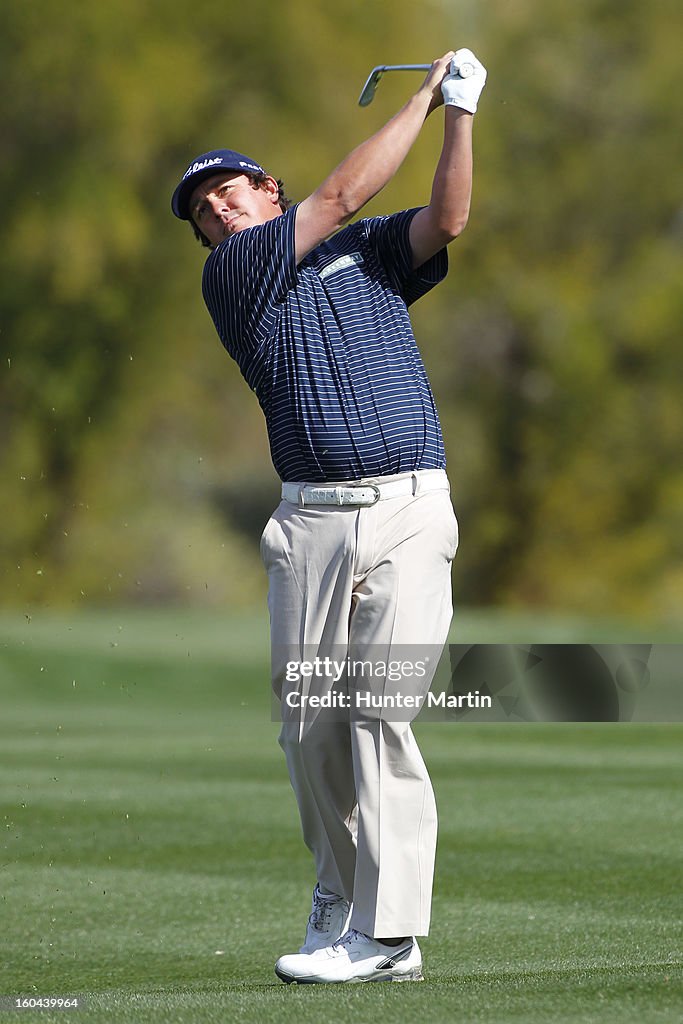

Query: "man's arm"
<box><xmin>408</xmin><ymin>49</ymin><xmax>487</xmax><ymax>268</ymax></box>
<box><xmin>408</xmin><ymin>108</ymin><xmax>473</xmax><ymax>269</ymax></box>
<box><xmin>294</xmin><ymin>53</ymin><xmax>455</xmax><ymax>265</ymax></box>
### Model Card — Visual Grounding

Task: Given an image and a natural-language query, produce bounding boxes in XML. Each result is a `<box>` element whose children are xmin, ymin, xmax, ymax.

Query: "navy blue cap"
<box><xmin>171</xmin><ymin>148</ymin><xmax>266</xmax><ymax>220</ymax></box>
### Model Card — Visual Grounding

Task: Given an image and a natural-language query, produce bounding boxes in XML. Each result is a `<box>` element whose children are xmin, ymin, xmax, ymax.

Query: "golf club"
<box><xmin>358</xmin><ymin>65</ymin><xmax>430</xmax><ymax>106</ymax></box>
<box><xmin>358</xmin><ymin>60</ymin><xmax>476</xmax><ymax>106</ymax></box>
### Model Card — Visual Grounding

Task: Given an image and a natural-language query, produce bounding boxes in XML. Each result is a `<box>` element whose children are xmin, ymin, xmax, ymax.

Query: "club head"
<box><xmin>358</xmin><ymin>64</ymin><xmax>431</xmax><ymax>106</ymax></box>
<box><xmin>358</xmin><ymin>67</ymin><xmax>386</xmax><ymax>107</ymax></box>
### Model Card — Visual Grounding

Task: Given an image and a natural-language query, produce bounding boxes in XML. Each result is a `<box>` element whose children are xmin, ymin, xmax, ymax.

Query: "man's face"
<box><xmin>190</xmin><ymin>172</ymin><xmax>282</xmax><ymax>248</ymax></box>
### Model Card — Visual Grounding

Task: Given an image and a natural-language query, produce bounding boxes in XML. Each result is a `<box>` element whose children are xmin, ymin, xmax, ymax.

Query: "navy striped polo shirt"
<box><xmin>202</xmin><ymin>204</ymin><xmax>448</xmax><ymax>482</ymax></box>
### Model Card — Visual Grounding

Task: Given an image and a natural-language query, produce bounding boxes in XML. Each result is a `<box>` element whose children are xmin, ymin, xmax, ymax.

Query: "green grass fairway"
<box><xmin>1</xmin><ymin>610</ymin><xmax>681</xmax><ymax>1023</ymax></box>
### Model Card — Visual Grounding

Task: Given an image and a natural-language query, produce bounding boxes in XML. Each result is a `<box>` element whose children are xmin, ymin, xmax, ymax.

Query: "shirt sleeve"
<box><xmin>201</xmin><ymin>204</ymin><xmax>299</xmax><ymax>360</ymax></box>
<box><xmin>360</xmin><ymin>208</ymin><xmax>448</xmax><ymax>306</ymax></box>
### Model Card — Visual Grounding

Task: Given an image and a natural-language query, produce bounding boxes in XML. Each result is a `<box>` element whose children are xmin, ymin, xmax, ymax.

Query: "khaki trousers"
<box><xmin>260</xmin><ymin>469</ymin><xmax>458</xmax><ymax>937</ymax></box>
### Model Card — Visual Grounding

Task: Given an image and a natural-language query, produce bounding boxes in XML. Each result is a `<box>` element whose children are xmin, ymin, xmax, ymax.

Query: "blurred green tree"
<box><xmin>1</xmin><ymin>0</ymin><xmax>681</xmax><ymax>624</ymax></box>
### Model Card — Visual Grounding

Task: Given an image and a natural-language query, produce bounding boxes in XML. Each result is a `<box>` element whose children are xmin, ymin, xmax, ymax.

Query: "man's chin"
<box><xmin>223</xmin><ymin>216</ymin><xmax>247</xmax><ymax>237</ymax></box>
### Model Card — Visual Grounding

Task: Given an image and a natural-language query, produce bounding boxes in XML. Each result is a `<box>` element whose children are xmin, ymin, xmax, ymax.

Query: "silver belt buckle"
<box><xmin>345</xmin><ymin>483</ymin><xmax>381</xmax><ymax>505</ymax></box>
<box><xmin>364</xmin><ymin>483</ymin><xmax>381</xmax><ymax>506</ymax></box>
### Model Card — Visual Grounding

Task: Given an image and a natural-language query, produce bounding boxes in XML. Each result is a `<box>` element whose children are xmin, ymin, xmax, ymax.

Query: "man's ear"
<box><xmin>264</xmin><ymin>175</ymin><xmax>281</xmax><ymax>205</ymax></box>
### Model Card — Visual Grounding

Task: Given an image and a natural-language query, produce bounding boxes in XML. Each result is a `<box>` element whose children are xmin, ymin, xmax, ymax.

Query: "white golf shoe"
<box><xmin>275</xmin><ymin>928</ymin><xmax>424</xmax><ymax>984</ymax></box>
<box><xmin>299</xmin><ymin>884</ymin><xmax>351</xmax><ymax>954</ymax></box>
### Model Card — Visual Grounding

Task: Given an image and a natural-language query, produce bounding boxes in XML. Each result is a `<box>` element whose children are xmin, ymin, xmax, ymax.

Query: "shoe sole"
<box><xmin>275</xmin><ymin>966</ymin><xmax>424</xmax><ymax>984</ymax></box>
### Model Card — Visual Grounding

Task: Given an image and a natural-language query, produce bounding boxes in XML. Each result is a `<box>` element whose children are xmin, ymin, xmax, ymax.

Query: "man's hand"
<box><xmin>441</xmin><ymin>48</ymin><xmax>487</xmax><ymax>114</ymax></box>
<box><xmin>419</xmin><ymin>52</ymin><xmax>457</xmax><ymax>115</ymax></box>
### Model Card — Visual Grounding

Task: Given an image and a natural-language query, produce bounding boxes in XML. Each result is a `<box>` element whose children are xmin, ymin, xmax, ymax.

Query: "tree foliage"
<box><xmin>1</xmin><ymin>0</ymin><xmax>682</xmax><ymax>623</ymax></box>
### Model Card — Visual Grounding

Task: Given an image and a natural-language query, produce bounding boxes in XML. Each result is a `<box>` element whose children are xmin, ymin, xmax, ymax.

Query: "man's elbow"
<box><xmin>443</xmin><ymin>207</ymin><xmax>470</xmax><ymax>241</ymax></box>
<box><xmin>434</xmin><ymin>215</ymin><xmax>468</xmax><ymax>247</ymax></box>
<box><xmin>426</xmin><ymin>201</ymin><xmax>470</xmax><ymax>245</ymax></box>
<box><xmin>315</xmin><ymin>184</ymin><xmax>364</xmax><ymax>231</ymax></box>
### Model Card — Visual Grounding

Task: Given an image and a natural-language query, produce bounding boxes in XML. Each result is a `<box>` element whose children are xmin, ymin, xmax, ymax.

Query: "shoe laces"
<box><xmin>333</xmin><ymin>928</ymin><xmax>364</xmax><ymax>950</ymax></box>
<box><xmin>309</xmin><ymin>893</ymin><xmax>341</xmax><ymax>932</ymax></box>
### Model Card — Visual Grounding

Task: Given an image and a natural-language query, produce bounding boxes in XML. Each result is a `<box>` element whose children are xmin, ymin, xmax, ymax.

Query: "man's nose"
<box><xmin>208</xmin><ymin>194</ymin><xmax>229</xmax><ymax>216</ymax></box>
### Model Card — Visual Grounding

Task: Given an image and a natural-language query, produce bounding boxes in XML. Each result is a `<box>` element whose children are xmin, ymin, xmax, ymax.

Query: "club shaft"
<box><xmin>375</xmin><ymin>65</ymin><xmax>431</xmax><ymax>72</ymax></box>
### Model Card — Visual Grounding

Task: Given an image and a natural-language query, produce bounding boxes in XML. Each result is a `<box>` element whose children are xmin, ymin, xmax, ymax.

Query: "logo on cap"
<box><xmin>182</xmin><ymin>156</ymin><xmax>224</xmax><ymax>181</ymax></box>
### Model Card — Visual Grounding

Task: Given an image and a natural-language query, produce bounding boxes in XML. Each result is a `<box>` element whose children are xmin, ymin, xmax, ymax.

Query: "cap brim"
<box><xmin>171</xmin><ymin>167</ymin><xmax>227</xmax><ymax>221</ymax></box>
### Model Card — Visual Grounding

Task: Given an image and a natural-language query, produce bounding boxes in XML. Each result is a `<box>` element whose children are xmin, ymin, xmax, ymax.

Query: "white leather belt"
<box><xmin>281</xmin><ymin>471</ymin><xmax>449</xmax><ymax>508</ymax></box>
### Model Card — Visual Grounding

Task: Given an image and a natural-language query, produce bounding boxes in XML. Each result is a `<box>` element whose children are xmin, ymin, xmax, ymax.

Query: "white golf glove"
<box><xmin>441</xmin><ymin>48</ymin><xmax>487</xmax><ymax>114</ymax></box>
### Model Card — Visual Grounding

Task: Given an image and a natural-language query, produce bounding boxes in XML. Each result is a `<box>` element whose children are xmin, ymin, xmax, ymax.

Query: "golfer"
<box><xmin>171</xmin><ymin>48</ymin><xmax>487</xmax><ymax>984</ymax></box>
